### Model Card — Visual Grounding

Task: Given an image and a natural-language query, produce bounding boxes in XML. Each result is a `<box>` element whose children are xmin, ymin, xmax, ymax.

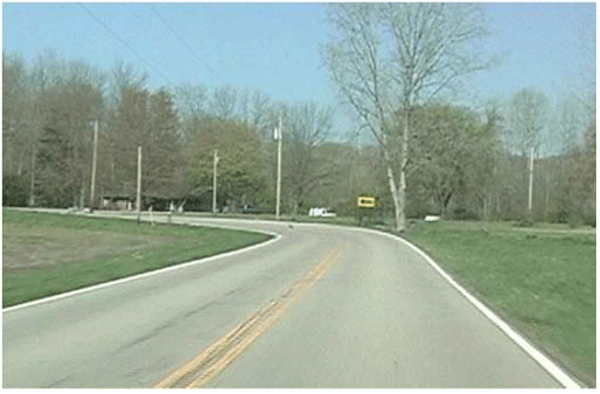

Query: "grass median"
<box><xmin>403</xmin><ymin>220</ymin><xmax>596</xmax><ymax>387</ymax></box>
<box><xmin>2</xmin><ymin>209</ymin><xmax>273</xmax><ymax>308</ymax></box>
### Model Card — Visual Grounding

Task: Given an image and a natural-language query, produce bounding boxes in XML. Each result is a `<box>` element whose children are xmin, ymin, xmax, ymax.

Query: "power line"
<box><xmin>78</xmin><ymin>3</ymin><xmax>174</xmax><ymax>86</ymax></box>
<box><xmin>149</xmin><ymin>4</ymin><xmax>224</xmax><ymax>84</ymax></box>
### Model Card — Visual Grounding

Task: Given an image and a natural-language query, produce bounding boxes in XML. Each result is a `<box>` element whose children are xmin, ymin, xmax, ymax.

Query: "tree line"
<box><xmin>3</xmin><ymin>4</ymin><xmax>595</xmax><ymax>228</ymax></box>
<box><xmin>2</xmin><ymin>50</ymin><xmax>348</xmax><ymax>215</ymax></box>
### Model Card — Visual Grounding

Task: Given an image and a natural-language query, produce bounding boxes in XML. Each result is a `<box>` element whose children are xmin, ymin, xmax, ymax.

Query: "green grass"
<box><xmin>403</xmin><ymin>220</ymin><xmax>596</xmax><ymax>386</ymax></box>
<box><xmin>2</xmin><ymin>209</ymin><xmax>272</xmax><ymax>308</ymax></box>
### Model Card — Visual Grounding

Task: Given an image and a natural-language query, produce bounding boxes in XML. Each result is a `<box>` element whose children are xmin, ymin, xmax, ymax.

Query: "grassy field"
<box><xmin>2</xmin><ymin>209</ymin><xmax>272</xmax><ymax>308</ymax></box>
<box><xmin>403</xmin><ymin>220</ymin><xmax>596</xmax><ymax>387</ymax></box>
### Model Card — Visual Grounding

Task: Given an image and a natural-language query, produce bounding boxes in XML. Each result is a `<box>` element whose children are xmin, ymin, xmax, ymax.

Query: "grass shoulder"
<box><xmin>402</xmin><ymin>219</ymin><xmax>596</xmax><ymax>387</ymax></box>
<box><xmin>2</xmin><ymin>209</ymin><xmax>272</xmax><ymax>308</ymax></box>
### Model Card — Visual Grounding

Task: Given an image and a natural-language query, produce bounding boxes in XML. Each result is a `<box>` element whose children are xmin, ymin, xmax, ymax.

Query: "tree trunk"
<box><xmin>80</xmin><ymin>183</ymin><xmax>85</xmax><ymax>210</ymax></box>
<box><xmin>544</xmin><ymin>171</ymin><xmax>550</xmax><ymax>218</ymax></box>
<box><xmin>395</xmin><ymin>105</ymin><xmax>411</xmax><ymax>232</ymax></box>
<box><xmin>4</xmin><ymin>139</ymin><xmax>12</xmax><ymax>176</ymax></box>
<box><xmin>382</xmin><ymin>107</ymin><xmax>410</xmax><ymax>233</ymax></box>
<box><xmin>483</xmin><ymin>194</ymin><xmax>490</xmax><ymax>220</ymax></box>
<box><xmin>441</xmin><ymin>191</ymin><xmax>453</xmax><ymax>218</ymax></box>
<box><xmin>110</xmin><ymin>156</ymin><xmax>115</xmax><ymax>191</ymax></box>
<box><xmin>397</xmin><ymin>165</ymin><xmax>407</xmax><ymax>231</ymax></box>
<box><xmin>383</xmin><ymin>148</ymin><xmax>405</xmax><ymax>232</ymax></box>
<box><xmin>17</xmin><ymin>149</ymin><xmax>25</xmax><ymax>176</ymax></box>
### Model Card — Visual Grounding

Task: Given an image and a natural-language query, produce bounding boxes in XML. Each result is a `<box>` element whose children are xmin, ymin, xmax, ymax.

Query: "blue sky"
<box><xmin>3</xmin><ymin>3</ymin><xmax>333</xmax><ymax>101</ymax></box>
<box><xmin>470</xmin><ymin>3</ymin><xmax>595</xmax><ymax>103</ymax></box>
<box><xmin>2</xmin><ymin>2</ymin><xmax>596</xmax><ymax>140</ymax></box>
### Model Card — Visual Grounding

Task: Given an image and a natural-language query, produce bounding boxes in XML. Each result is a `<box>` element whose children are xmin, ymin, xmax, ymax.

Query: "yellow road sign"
<box><xmin>357</xmin><ymin>196</ymin><xmax>375</xmax><ymax>208</ymax></box>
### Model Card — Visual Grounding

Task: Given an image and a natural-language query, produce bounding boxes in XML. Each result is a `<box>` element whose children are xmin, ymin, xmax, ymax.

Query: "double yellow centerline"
<box><xmin>153</xmin><ymin>242</ymin><xmax>345</xmax><ymax>388</ymax></box>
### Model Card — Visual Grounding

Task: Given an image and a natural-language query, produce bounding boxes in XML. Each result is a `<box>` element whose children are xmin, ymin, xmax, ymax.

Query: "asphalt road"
<box><xmin>2</xmin><ymin>213</ymin><xmax>575</xmax><ymax>388</ymax></box>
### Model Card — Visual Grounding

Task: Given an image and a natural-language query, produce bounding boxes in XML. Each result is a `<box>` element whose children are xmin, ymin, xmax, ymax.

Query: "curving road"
<box><xmin>2</xmin><ymin>213</ymin><xmax>577</xmax><ymax>388</ymax></box>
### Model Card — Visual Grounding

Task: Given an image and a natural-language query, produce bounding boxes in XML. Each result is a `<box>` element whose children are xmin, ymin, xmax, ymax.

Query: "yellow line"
<box><xmin>153</xmin><ymin>301</ymin><xmax>278</xmax><ymax>388</ymax></box>
<box><xmin>187</xmin><ymin>297</ymin><xmax>292</xmax><ymax>388</ymax></box>
<box><xmin>187</xmin><ymin>245</ymin><xmax>343</xmax><ymax>388</ymax></box>
<box><xmin>153</xmin><ymin>242</ymin><xmax>345</xmax><ymax>388</ymax></box>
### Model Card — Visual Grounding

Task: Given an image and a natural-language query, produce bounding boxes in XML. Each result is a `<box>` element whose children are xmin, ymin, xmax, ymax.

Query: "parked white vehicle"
<box><xmin>424</xmin><ymin>215</ymin><xmax>440</xmax><ymax>222</ymax></box>
<box><xmin>308</xmin><ymin>207</ymin><xmax>337</xmax><ymax>218</ymax></box>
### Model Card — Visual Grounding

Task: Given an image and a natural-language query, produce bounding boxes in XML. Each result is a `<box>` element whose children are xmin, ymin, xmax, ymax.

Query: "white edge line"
<box><xmin>352</xmin><ymin>226</ymin><xmax>582</xmax><ymax>389</ymax></box>
<box><xmin>3</xmin><ymin>230</ymin><xmax>281</xmax><ymax>314</ymax></box>
<box><xmin>1</xmin><ymin>212</ymin><xmax>585</xmax><ymax>388</ymax></box>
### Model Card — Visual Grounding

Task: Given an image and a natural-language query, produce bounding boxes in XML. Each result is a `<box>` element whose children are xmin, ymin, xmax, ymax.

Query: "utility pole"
<box><xmin>90</xmin><ymin>120</ymin><xmax>99</xmax><ymax>212</ymax></box>
<box><xmin>528</xmin><ymin>146</ymin><xmax>534</xmax><ymax>216</ymax></box>
<box><xmin>137</xmin><ymin>146</ymin><xmax>142</xmax><ymax>225</ymax></box>
<box><xmin>213</xmin><ymin>149</ymin><xmax>219</xmax><ymax>215</ymax></box>
<box><xmin>29</xmin><ymin>148</ymin><xmax>36</xmax><ymax>207</ymax></box>
<box><xmin>275</xmin><ymin>117</ymin><xmax>282</xmax><ymax>220</ymax></box>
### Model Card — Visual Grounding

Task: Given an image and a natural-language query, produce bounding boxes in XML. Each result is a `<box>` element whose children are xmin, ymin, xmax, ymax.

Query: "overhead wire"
<box><xmin>77</xmin><ymin>2</ymin><xmax>175</xmax><ymax>86</ymax></box>
<box><xmin>148</xmin><ymin>4</ymin><xmax>225</xmax><ymax>84</ymax></box>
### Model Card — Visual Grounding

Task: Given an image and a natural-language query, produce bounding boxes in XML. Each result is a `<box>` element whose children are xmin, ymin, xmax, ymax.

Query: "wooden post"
<box><xmin>137</xmin><ymin>146</ymin><xmax>142</xmax><ymax>224</ymax></box>
<box><xmin>213</xmin><ymin>149</ymin><xmax>219</xmax><ymax>215</ymax></box>
<box><xmin>528</xmin><ymin>147</ymin><xmax>534</xmax><ymax>217</ymax></box>
<box><xmin>276</xmin><ymin>117</ymin><xmax>282</xmax><ymax>220</ymax></box>
<box><xmin>29</xmin><ymin>147</ymin><xmax>36</xmax><ymax>207</ymax></box>
<box><xmin>90</xmin><ymin>120</ymin><xmax>99</xmax><ymax>212</ymax></box>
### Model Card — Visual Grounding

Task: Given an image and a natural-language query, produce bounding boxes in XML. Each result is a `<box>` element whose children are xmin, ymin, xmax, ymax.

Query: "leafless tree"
<box><xmin>280</xmin><ymin>102</ymin><xmax>339</xmax><ymax>215</ymax></box>
<box><xmin>323</xmin><ymin>3</ymin><xmax>492</xmax><ymax>231</ymax></box>
<box><xmin>504</xmin><ymin>88</ymin><xmax>548</xmax><ymax>158</ymax></box>
<box><xmin>174</xmin><ymin>83</ymin><xmax>208</xmax><ymax>121</ymax></box>
<box><xmin>3</xmin><ymin>52</ymin><xmax>31</xmax><ymax>178</ymax></box>
<box><xmin>107</xmin><ymin>60</ymin><xmax>148</xmax><ymax>108</ymax></box>
<box><xmin>210</xmin><ymin>85</ymin><xmax>237</xmax><ymax>119</ymax></box>
<box><xmin>248</xmin><ymin>90</ymin><xmax>272</xmax><ymax>139</ymax></box>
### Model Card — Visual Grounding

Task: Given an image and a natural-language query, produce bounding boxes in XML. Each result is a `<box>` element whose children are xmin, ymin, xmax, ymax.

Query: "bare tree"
<box><xmin>499</xmin><ymin>88</ymin><xmax>550</xmax><ymax>219</ymax></box>
<box><xmin>102</xmin><ymin>62</ymin><xmax>148</xmax><ymax>195</ymax></box>
<box><xmin>233</xmin><ymin>88</ymin><xmax>273</xmax><ymax>141</ymax></box>
<box><xmin>504</xmin><ymin>88</ymin><xmax>548</xmax><ymax>158</ymax></box>
<box><xmin>571</xmin><ymin>8</ymin><xmax>595</xmax><ymax>118</ymax></box>
<box><xmin>550</xmin><ymin>94</ymin><xmax>585</xmax><ymax>157</ymax></box>
<box><xmin>2</xmin><ymin>51</ymin><xmax>30</xmax><ymax>178</ymax></box>
<box><xmin>107</xmin><ymin>60</ymin><xmax>148</xmax><ymax>109</ymax></box>
<box><xmin>173</xmin><ymin>83</ymin><xmax>209</xmax><ymax>147</ymax></box>
<box><xmin>281</xmin><ymin>102</ymin><xmax>337</xmax><ymax>215</ymax></box>
<box><xmin>323</xmin><ymin>3</ymin><xmax>492</xmax><ymax>231</ymax></box>
<box><xmin>210</xmin><ymin>85</ymin><xmax>237</xmax><ymax>119</ymax></box>
<box><xmin>548</xmin><ymin>92</ymin><xmax>596</xmax><ymax>224</ymax></box>
<box><xmin>249</xmin><ymin>90</ymin><xmax>272</xmax><ymax>139</ymax></box>
<box><xmin>174</xmin><ymin>83</ymin><xmax>208</xmax><ymax>121</ymax></box>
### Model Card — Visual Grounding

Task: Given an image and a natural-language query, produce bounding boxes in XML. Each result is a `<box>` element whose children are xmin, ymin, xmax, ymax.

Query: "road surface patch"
<box><xmin>153</xmin><ymin>242</ymin><xmax>344</xmax><ymax>388</ymax></box>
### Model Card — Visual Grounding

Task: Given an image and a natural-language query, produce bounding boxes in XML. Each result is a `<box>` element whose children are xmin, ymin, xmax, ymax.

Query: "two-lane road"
<box><xmin>2</xmin><ymin>214</ymin><xmax>577</xmax><ymax>388</ymax></box>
